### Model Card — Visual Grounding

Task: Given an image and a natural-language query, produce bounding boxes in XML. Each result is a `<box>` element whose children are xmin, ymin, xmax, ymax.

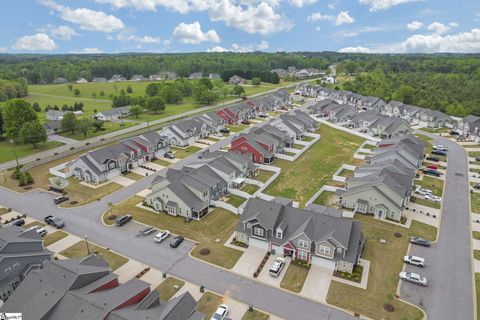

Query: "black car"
<box><xmin>219</xmin><ymin>128</ymin><xmax>230</xmax><ymax>134</ymax></box>
<box><xmin>410</xmin><ymin>236</ymin><xmax>431</xmax><ymax>247</ymax></box>
<box><xmin>431</xmin><ymin>150</ymin><xmax>447</xmax><ymax>156</ymax></box>
<box><xmin>53</xmin><ymin>196</ymin><xmax>69</xmax><ymax>204</ymax></box>
<box><xmin>474</xmin><ymin>183</ymin><xmax>480</xmax><ymax>190</ymax></box>
<box><xmin>421</xmin><ymin>168</ymin><xmax>441</xmax><ymax>177</ymax></box>
<box><xmin>475</xmin><ymin>157</ymin><xmax>480</xmax><ymax>162</ymax></box>
<box><xmin>115</xmin><ymin>214</ymin><xmax>132</xmax><ymax>226</ymax></box>
<box><xmin>44</xmin><ymin>215</ymin><xmax>65</xmax><ymax>228</ymax></box>
<box><xmin>9</xmin><ymin>219</ymin><xmax>25</xmax><ymax>227</ymax></box>
<box><xmin>170</xmin><ymin>235</ymin><xmax>184</xmax><ymax>248</ymax></box>
<box><xmin>425</xmin><ymin>156</ymin><xmax>440</xmax><ymax>162</ymax></box>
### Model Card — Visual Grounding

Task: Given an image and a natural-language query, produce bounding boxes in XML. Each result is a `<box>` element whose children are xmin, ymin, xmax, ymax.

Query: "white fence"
<box><xmin>311</xmin><ymin>117</ymin><xmax>381</xmax><ymax>142</ymax></box>
<box><xmin>212</xmin><ymin>200</ymin><xmax>241</xmax><ymax>215</ymax></box>
<box><xmin>49</xmin><ymin>162</ymin><xmax>72</xmax><ymax>179</ymax></box>
<box><xmin>256</xmin><ymin>165</ymin><xmax>281</xmax><ymax>195</ymax></box>
<box><xmin>332</xmin><ymin>164</ymin><xmax>357</xmax><ymax>182</ymax></box>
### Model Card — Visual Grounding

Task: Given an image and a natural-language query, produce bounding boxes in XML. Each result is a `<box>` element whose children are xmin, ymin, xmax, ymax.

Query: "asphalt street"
<box><xmin>401</xmin><ymin>132</ymin><xmax>474</xmax><ymax>320</ymax></box>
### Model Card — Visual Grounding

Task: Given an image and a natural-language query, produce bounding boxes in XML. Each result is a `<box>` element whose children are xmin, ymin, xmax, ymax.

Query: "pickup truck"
<box><xmin>44</xmin><ymin>215</ymin><xmax>65</xmax><ymax>228</ymax></box>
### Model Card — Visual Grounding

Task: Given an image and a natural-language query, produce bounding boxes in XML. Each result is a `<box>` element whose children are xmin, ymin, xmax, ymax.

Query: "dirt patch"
<box><xmin>394</xmin><ymin>232</ymin><xmax>402</xmax><ymax>238</ymax></box>
<box><xmin>383</xmin><ymin>303</ymin><xmax>395</xmax><ymax>313</ymax></box>
<box><xmin>199</xmin><ymin>248</ymin><xmax>211</xmax><ymax>256</ymax></box>
<box><xmin>69</xmin><ymin>201</ymin><xmax>78</xmax><ymax>205</ymax></box>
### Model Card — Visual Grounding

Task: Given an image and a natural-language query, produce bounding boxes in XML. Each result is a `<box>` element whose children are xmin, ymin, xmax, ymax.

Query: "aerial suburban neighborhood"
<box><xmin>0</xmin><ymin>1</ymin><xmax>478</xmax><ymax>320</ymax></box>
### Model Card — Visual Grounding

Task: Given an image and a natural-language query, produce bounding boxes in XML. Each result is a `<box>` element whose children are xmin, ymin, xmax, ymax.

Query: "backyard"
<box><xmin>253</xmin><ymin>169</ymin><xmax>275</xmax><ymax>183</ymax></box>
<box><xmin>170</xmin><ymin>145</ymin><xmax>203</xmax><ymax>159</ymax></box>
<box><xmin>104</xmin><ymin>196</ymin><xmax>243</xmax><ymax>269</ymax></box>
<box><xmin>313</xmin><ymin>191</ymin><xmax>335</xmax><ymax>206</ymax></box>
<box><xmin>241</xmin><ymin>184</ymin><xmax>260</xmax><ymax>195</ymax></box>
<box><xmin>327</xmin><ymin>216</ymin><xmax>437</xmax><ymax>320</ymax></box>
<box><xmin>0</xmin><ymin>140</ymin><xmax>63</xmax><ymax>164</ymax></box>
<box><xmin>265</xmin><ymin>126</ymin><xmax>364</xmax><ymax>207</ymax></box>
<box><xmin>60</xmin><ymin>241</ymin><xmax>128</xmax><ymax>271</ymax></box>
<box><xmin>225</xmin><ymin>194</ymin><xmax>247</xmax><ymax>207</ymax></box>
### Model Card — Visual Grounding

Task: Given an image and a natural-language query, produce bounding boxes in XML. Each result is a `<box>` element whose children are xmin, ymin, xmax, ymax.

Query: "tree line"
<box><xmin>0</xmin><ymin>78</ymin><xmax>28</xmax><ymax>101</ymax></box>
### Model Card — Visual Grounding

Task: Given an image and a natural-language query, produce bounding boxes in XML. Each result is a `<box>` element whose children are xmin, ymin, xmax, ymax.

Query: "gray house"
<box><xmin>159</xmin><ymin>117</ymin><xmax>210</xmax><ymax>147</ymax></box>
<box><xmin>0</xmin><ymin>226</ymin><xmax>51</xmax><ymax>301</ymax></box>
<box><xmin>95</xmin><ymin>106</ymin><xmax>132</xmax><ymax>121</ymax></box>
<box><xmin>1</xmin><ymin>256</ymin><xmax>204</xmax><ymax>320</ymax></box>
<box><xmin>368</xmin><ymin>116</ymin><xmax>413</xmax><ymax>138</ymax></box>
<box><xmin>46</xmin><ymin>110</ymin><xmax>67</xmax><ymax>121</ymax></box>
<box><xmin>200</xmin><ymin>112</ymin><xmax>225</xmax><ymax>132</ymax></box>
<box><xmin>236</xmin><ymin>198</ymin><xmax>365</xmax><ymax>273</ymax></box>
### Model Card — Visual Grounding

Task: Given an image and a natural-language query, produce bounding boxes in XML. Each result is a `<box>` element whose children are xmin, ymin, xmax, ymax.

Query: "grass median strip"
<box><xmin>196</xmin><ymin>292</ymin><xmax>223</xmax><ymax>319</ymax></box>
<box><xmin>410</xmin><ymin>196</ymin><xmax>441</xmax><ymax>209</ymax></box>
<box><xmin>152</xmin><ymin>158</ymin><xmax>173</xmax><ymax>167</ymax></box>
<box><xmin>43</xmin><ymin>230</ymin><xmax>68</xmax><ymax>247</ymax></box>
<box><xmin>60</xmin><ymin>241</ymin><xmax>128</xmax><ymax>271</ymax></box>
<box><xmin>242</xmin><ymin>310</ymin><xmax>270</xmax><ymax>320</ymax></box>
<box><xmin>472</xmin><ymin>193</ymin><xmax>480</xmax><ymax>214</ymax></box>
<box><xmin>156</xmin><ymin>277</ymin><xmax>185</xmax><ymax>301</ymax></box>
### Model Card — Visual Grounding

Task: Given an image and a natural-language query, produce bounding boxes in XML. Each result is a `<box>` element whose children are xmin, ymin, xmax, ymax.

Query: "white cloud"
<box><xmin>51</xmin><ymin>25</ymin><xmax>78</xmax><ymax>40</ymax></box>
<box><xmin>359</xmin><ymin>0</ymin><xmax>422</xmax><ymax>12</ymax></box>
<box><xmin>42</xmin><ymin>0</ymin><xmax>124</xmax><ymax>32</ymax></box>
<box><xmin>94</xmin><ymin>0</ymin><xmax>191</xmax><ymax>13</ymax></box>
<box><xmin>13</xmin><ymin>33</ymin><xmax>57</xmax><ymax>51</ymax></box>
<box><xmin>407</xmin><ymin>21</ymin><xmax>423</xmax><ymax>31</ymax></box>
<box><xmin>72</xmin><ymin>47</ymin><xmax>103</xmax><ymax>54</ymax></box>
<box><xmin>427</xmin><ymin>22</ymin><xmax>450</xmax><ymax>34</ymax></box>
<box><xmin>173</xmin><ymin>21</ymin><xmax>220</xmax><ymax>44</ymax></box>
<box><xmin>308</xmin><ymin>11</ymin><xmax>354</xmax><ymax>26</ymax></box>
<box><xmin>288</xmin><ymin>0</ymin><xmax>317</xmax><ymax>7</ymax></box>
<box><xmin>315</xmin><ymin>26</ymin><xmax>321</xmax><ymax>32</ymax></box>
<box><xmin>338</xmin><ymin>46</ymin><xmax>372</xmax><ymax>53</ymax></box>
<box><xmin>116</xmin><ymin>33</ymin><xmax>161</xmax><ymax>43</ymax></box>
<box><xmin>207</xmin><ymin>40</ymin><xmax>269</xmax><ymax>52</ymax></box>
<box><xmin>449</xmin><ymin>22</ymin><xmax>458</xmax><ymax>28</ymax></box>
<box><xmin>400</xmin><ymin>28</ymin><xmax>480</xmax><ymax>53</ymax></box>
<box><xmin>334</xmin><ymin>26</ymin><xmax>389</xmax><ymax>39</ymax></box>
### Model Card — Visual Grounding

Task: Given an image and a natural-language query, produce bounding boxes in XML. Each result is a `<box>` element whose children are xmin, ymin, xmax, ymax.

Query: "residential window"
<box><xmin>297</xmin><ymin>250</ymin><xmax>308</xmax><ymax>260</ymax></box>
<box><xmin>298</xmin><ymin>239</ymin><xmax>309</xmax><ymax>249</ymax></box>
<box><xmin>4</xmin><ymin>267</ymin><xmax>11</xmax><ymax>275</ymax></box>
<box><xmin>319</xmin><ymin>246</ymin><xmax>331</xmax><ymax>255</ymax></box>
<box><xmin>12</xmin><ymin>263</ymin><xmax>19</xmax><ymax>270</ymax></box>
<box><xmin>246</xmin><ymin>223</ymin><xmax>251</xmax><ymax>229</ymax></box>
<box><xmin>276</xmin><ymin>230</ymin><xmax>282</xmax><ymax>239</ymax></box>
<box><xmin>253</xmin><ymin>227</ymin><xmax>264</xmax><ymax>237</ymax></box>
<box><xmin>203</xmin><ymin>190</ymin><xmax>208</xmax><ymax>197</ymax></box>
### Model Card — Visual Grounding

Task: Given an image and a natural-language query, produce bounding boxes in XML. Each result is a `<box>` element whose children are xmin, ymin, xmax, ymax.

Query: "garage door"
<box><xmin>271</xmin><ymin>244</ymin><xmax>282</xmax><ymax>254</ymax></box>
<box><xmin>248</xmin><ymin>238</ymin><xmax>269</xmax><ymax>250</ymax></box>
<box><xmin>311</xmin><ymin>256</ymin><xmax>336</xmax><ymax>270</ymax></box>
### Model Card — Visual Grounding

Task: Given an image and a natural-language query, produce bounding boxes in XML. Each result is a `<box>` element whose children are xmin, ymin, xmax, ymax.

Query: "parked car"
<box><xmin>24</xmin><ymin>225</ymin><xmax>39</xmax><ymax>233</ymax></box>
<box><xmin>403</xmin><ymin>255</ymin><xmax>425</xmax><ymax>267</ymax></box>
<box><xmin>115</xmin><ymin>214</ymin><xmax>132</xmax><ymax>226</ymax></box>
<box><xmin>449</xmin><ymin>130</ymin><xmax>459</xmax><ymax>136</ymax></box>
<box><xmin>475</xmin><ymin>157</ymin><xmax>480</xmax><ymax>162</ymax></box>
<box><xmin>154</xmin><ymin>230</ymin><xmax>170</xmax><ymax>243</ymax></box>
<box><xmin>415</xmin><ymin>188</ymin><xmax>432</xmax><ymax>196</ymax></box>
<box><xmin>399</xmin><ymin>272</ymin><xmax>427</xmax><ymax>286</ymax></box>
<box><xmin>36</xmin><ymin>228</ymin><xmax>48</xmax><ymax>237</ymax></box>
<box><xmin>164</xmin><ymin>151</ymin><xmax>175</xmax><ymax>159</ymax></box>
<box><xmin>433</xmin><ymin>145</ymin><xmax>448</xmax><ymax>151</ymax></box>
<box><xmin>53</xmin><ymin>196</ymin><xmax>69</xmax><ymax>205</ymax></box>
<box><xmin>258</xmin><ymin>113</ymin><xmax>267</xmax><ymax>118</ymax></box>
<box><xmin>269</xmin><ymin>257</ymin><xmax>286</xmax><ymax>277</ymax></box>
<box><xmin>426</xmin><ymin>164</ymin><xmax>438</xmax><ymax>170</ymax></box>
<box><xmin>410</xmin><ymin>236</ymin><xmax>431</xmax><ymax>247</ymax></box>
<box><xmin>426</xmin><ymin>156</ymin><xmax>440</xmax><ymax>162</ymax></box>
<box><xmin>421</xmin><ymin>168</ymin><xmax>441</xmax><ymax>177</ymax></box>
<box><xmin>241</xmin><ymin>120</ymin><xmax>250</xmax><ymax>125</ymax></box>
<box><xmin>210</xmin><ymin>304</ymin><xmax>229</xmax><ymax>320</ymax></box>
<box><xmin>242</xmin><ymin>96</ymin><xmax>248</xmax><ymax>100</ymax></box>
<box><xmin>431</xmin><ymin>150</ymin><xmax>447</xmax><ymax>156</ymax></box>
<box><xmin>44</xmin><ymin>215</ymin><xmax>65</xmax><ymax>229</ymax></box>
<box><xmin>170</xmin><ymin>235</ymin><xmax>184</xmax><ymax>248</ymax></box>
<box><xmin>473</xmin><ymin>183</ymin><xmax>480</xmax><ymax>190</ymax></box>
<box><xmin>8</xmin><ymin>219</ymin><xmax>25</xmax><ymax>227</ymax></box>
<box><xmin>219</xmin><ymin>128</ymin><xmax>230</xmax><ymax>134</ymax></box>
<box><xmin>424</xmin><ymin>194</ymin><xmax>441</xmax><ymax>202</ymax></box>
<box><xmin>213</xmin><ymin>132</ymin><xmax>223</xmax><ymax>137</ymax></box>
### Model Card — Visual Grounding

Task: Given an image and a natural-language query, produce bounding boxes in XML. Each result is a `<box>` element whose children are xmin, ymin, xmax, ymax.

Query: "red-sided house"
<box><xmin>230</xmin><ymin>133</ymin><xmax>276</xmax><ymax>164</ymax></box>
<box><xmin>216</xmin><ymin>107</ymin><xmax>237</xmax><ymax>125</ymax></box>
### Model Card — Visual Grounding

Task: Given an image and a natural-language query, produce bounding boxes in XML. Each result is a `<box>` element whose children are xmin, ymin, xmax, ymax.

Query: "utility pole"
<box><xmin>85</xmin><ymin>235</ymin><xmax>90</xmax><ymax>255</ymax></box>
<box><xmin>9</xmin><ymin>139</ymin><xmax>19</xmax><ymax>171</ymax></box>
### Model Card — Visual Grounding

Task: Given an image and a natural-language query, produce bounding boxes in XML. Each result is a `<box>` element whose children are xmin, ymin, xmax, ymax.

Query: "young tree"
<box><xmin>68</xmin><ymin>84</ymin><xmax>73</xmax><ymax>92</ymax></box>
<box><xmin>3</xmin><ymin>99</ymin><xmax>38</xmax><ymax>139</ymax></box>
<box><xmin>221</xmin><ymin>86</ymin><xmax>230</xmax><ymax>99</ymax></box>
<box><xmin>126</xmin><ymin>85</ymin><xmax>133</xmax><ymax>93</ymax></box>
<box><xmin>99</xmin><ymin>90</ymin><xmax>105</xmax><ymax>98</ymax></box>
<box><xmin>32</xmin><ymin>102</ymin><xmax>41</xmax><ymax>112</ymax></box>
<box><xmin>76</xmin><ymin>118</ymin><xmax>92</xmax><ymax>138</ymax></box>
<box><xmin>232</xmin><ymin>85</ymin><xmax>245</xmax><ymax>97</ymax></box>
<box><xmin>130</xmin><ymin>105</ymin><xmax>144</xmax><ymax>119</ymax></box>
<box><xmin>92</xmin><ymin>119</ymin><xmax>105</xmax><ymax>131</ymax></box>
<box><xmin>19</xmin><ymin>121</ymin><xmax>47</xmax><ymax>148</ymax></box>
<box><xmin>74</xmin><ymin>88</ymin><xmax>81</xmax><ymax>96</ymax></box>
<box><xmin>92</xmin><ymin>92</ymin><xmax>97</xmax><ymax>99</ymax></box>
<box><xmin>61</xmin><ymin>112</ymin><xmax>78</xmax><ymax>134</ymax></box>
<box><xmin>146</xmin><ymin>96</ymin><xmax>166</xmax><ymax>114</ymax></box>
<box><xmin>198</xmin><ymin>78</ymin><xmax>213</xmax><ymax>90</ymax></box>
<box><xmin>251</xmin><ymin>77</ymin><xmax>261</xmax><ymax>86</ymax></box>
<box><xmin>62</xmin><ymin>104</ymin><xmax>69</xmax><ymax>111</ymax></box>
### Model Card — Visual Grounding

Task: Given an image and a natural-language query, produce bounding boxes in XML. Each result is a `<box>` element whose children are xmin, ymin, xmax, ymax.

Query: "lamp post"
<box><xmin>146</xmin><ymin>111</ymin><xmax>150</xmax><ymax>132</ymax></box>
<box><xmin>84</xmin><ymin>235</ymin><xmax>90</xmax><ymax>255</ymax></box>
<box><xmin>9</xmin><ymin>139</ymin><xmax>19</xmax><ymax>170</ymax></box>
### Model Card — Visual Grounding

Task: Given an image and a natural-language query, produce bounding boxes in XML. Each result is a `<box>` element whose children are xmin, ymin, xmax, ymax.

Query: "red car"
<box><xmin>426</xmin><ymin>164</ymin><xmax>438</xmax><ymax>170</ymax></box>
<box><xmin>241</xmin><ymin>120</ymin><xmax>250</xmax><ymax>125</ymax></box>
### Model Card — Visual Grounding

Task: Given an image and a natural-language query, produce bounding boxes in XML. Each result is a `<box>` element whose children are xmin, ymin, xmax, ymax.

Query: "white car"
<box><xmin>399</xmin><ymin>272</ymin><xmax>428</xmax><ymax>286</ymax></box>
<box><xmin>36</xmin><ymin>228</ymin><xmax>48</xmax><ymax>237</ymax></box>
<box><xmin>403</xmin><ymin>255</ymin><xmax>425</xmax><ymax>267</ymax></box>
<box><xmin>269</xmin><ymin>257</ymin><xmax>286</xmax><ymax>277</ymax></box>
<box><xmin>415</xmin><ymin>188</ymin><xmax>432</xmax><ymax>196</ymax></box>
<box><xmin>213</xmin><ymin>132</ymin><xmax>223</xmax><ymax>137</ymax></box>
<box><xmin>211</xmin><ymin>304</ymin><xmax>229</xmax><ymax>320</ymax></box>
<box><xmin>433</xmin><ymin>145</ymin><xmax>448</xmax><ymax>151</ymax></box>
<box><xmin>424</xmin><ymin>194</ymin><xmax>441</xmax><ymax>202</ymax></box>
<box><xmin>154</xmin><ymin>230</ymin><xmax>170</xmax><ymax>243</ymax></box>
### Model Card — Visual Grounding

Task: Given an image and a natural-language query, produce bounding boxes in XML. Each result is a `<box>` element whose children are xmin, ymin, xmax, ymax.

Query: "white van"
<box><xmin>403</xmin><ymin>255</ymin><xmax>425</xmax><ymax>267</ymax></box>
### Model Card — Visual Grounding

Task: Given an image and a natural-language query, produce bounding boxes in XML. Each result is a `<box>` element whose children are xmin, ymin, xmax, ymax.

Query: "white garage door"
<box><xmin>248</xmin><ymin>238</ymin><xmax>269</xmax><ymax>250</ymax></box>
<box><xmin>311</xmin><ymin>256</ymin><xmax>336</xmax><ymax>270</ymax></box>
<box><xmin>271</xmin><ymin>244</ymin><xmax>282</xmax><ymax>254</ymax></box>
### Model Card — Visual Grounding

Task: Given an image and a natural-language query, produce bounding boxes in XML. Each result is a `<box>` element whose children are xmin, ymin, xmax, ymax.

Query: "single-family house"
<box><xmin>46</xmin><ymin>110</ymin><xmax>67</xmax><ymax>121</ymax></box>
<box><xmin>235</xmin><ymin>198</ymin><xmax>365</xmax><ymax>273</ymax></box>
<box><xmin>229</xmin><ymin>75</ymin><xmax>247</xmax><ymax>85</ymax></box>
<box><xmin>368</xmin><ymin>117</ymin><xmax>413</xmax><ymax>138</ymax></box>
<box><xmin>75</xmin><ymin>77</ymin><xmax>88</xmax><ymax>83</ymax></box>
<box><xmin>109</xmin><ymin>74</ymin><xmax>127</xmax><ymax>82</ymax></box>
<box><xmin>130</xmin><ymin>74</ymin><xmax>146</xmax><ymax>82</ymax></box>
<box><xmin>328</xmin><ymin>104</ymin><xmax>359</xmax><ymax>126</ymax></box>
<box><xmin>95</xmin><ymin>106</ymin><xmax>132</xmax><ymax>121</ymax></box>
<box><xmin>53</xmin><ymin>77</ymin><xmax>68</xmax><ymax>84</ymax></box>
<box><xmin>92</xmin><ymin>77</ymin><xmax>107</xmax><ymax>83</ymax></box>
<box><xmin>230</xmin><ymin>133</ymin><xmax>276</xmax><ymax>164</ymax></box>
<box><xmin>200</xmin><ymin>112</ymin><xmax>225</xmax><ymax>132</ymax></box>
<box><xmin>271</xmin><ymin>69</ymin><xmax>287</xmax><ymax>77</ymax></box>
<box><xmin>416</xmin><ymin>109</ymin><xmax>454</xmax><ymax>128</ymax></box>
<box><xmin>188</xmin><ymin>72</ymin><xmax>203</xmax><ymax>80</ymax></box>
<box><xmin>43</xmin><ymin>120</ymin><xmax>62</xmax><ymax>135</ymax></box>
<box><xmin>159</xmin><ymin>117</ymin><xmax>210</xmax><ymax>147</ymax></box>
<box><xmin>455</xmin><ymin>115</ymin><xmax>480</xmax><ymax>140</ymax></box>
<box><xmin>208</xmin><ymin>73</ymin><xmax>221</xmax><ymax>79</ymax></box>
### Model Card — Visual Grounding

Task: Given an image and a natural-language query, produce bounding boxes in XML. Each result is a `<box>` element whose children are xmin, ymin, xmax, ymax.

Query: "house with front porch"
<box><xmin>235</xmin><ymin>198</ymin><xmax>365</xmax><ymax>273</ymax></box>
<box><xmin>230</xmin><ymin>133</ymin><xmax>277</xmax><ymax>164</ymax></box>
<box><xmin>455</xmin><ymin>115</ymin><xmax>480</xmax><ymax>140</ymax></box>
<box><xmin>200</xmin><ymin>111</ymin><xmax>225</xmax><ymax>132</ymax></box>
<box><xmin>159</xmin><ymin>117</ymin><xmax>210</xmax><ymax>147</ymax></box>
<box><xmin>415</xmin><ymin>108</ymin><xmax>454</xmax><ymax>128</ymax></box>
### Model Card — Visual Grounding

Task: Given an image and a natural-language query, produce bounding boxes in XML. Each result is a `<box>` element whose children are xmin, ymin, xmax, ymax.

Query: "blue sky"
<box><xmin>1</xmin><ymin>0</ymin><xmax>479</xmax><ymax>54</ymax></box>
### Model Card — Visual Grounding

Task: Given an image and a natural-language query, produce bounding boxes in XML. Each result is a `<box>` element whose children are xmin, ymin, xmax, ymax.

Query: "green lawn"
<box><xmin>473</xmin><ymin>231</ymin><xmax>480</xmax><ymax>240</ymax></box>
<box><xmin>61</xmin><ymin>179</ymin><xmax>123</xmax><ymax>207</ymax></box>
<box><xmin>472</xmin><ymin>193</ymin><xmax>480</xmax><ymax>213</ymax></box>
<box><xmin>23</xmin><ymin>221</ymin><xmax>45</xmax><ymax>229</ymax></box>
<box><xmin>0</xmin><ymin>208</ymin><xmax>9</xmax><ymax>216</ymax></box>
<box><xmin>196</xmin><ymin>292</ymin><xmax>223</xmax><ymax>319</ymax></box>
<box><xmin>292</xmin><ymin>144</ymin><xmax>304</xmax><ymax>150</ymax></box>
<box><xmin>419</xmin><ymin>127</ymin><xmax>450</xmax><ymax>134</ymax></box>
<box><xmin>226</xmin><ymin>124</ymin><xmax>250</xmax><ymax>133</ymax></box>
<box><xmin>414</xmin><ymin>176</ymin><xmax>444</xmax><ymax>196</ymax></box>
<box><xmin>265</xmin><ymin>126</ymin><xmax>364</xmax><ymax>207</ymax></box>
<box><xmin>470</xmin><ymin>151</ymin><xmax>480</xmax><ymax>158</ymax></box>
<box><xmin>313</xmin><ymin>191</ymin><xmax>335</xmax><ymax>206</ymax></box>
<box><xmin>241</xmin><ymin>184</ymin><xmax>260</xmax><ymax>195</ymax></box>
<box><xmin>280</xmin><ymin>263</ymin><xmax>310</xmax><ymax>293</ymax></box>
<box><xmin>156</xmin><ymin>277</ymin><xmax>185</xmax><ymax>301</ymax></box>
<box><xmin>410</xmin><ymin>196</ymin><xmax>441</xmax><ymax>209</ymax></box>
<box><xmin>476</xmin><ymin>273</ymin><xmax>480</xmax><ymax>320</ymax></box>
<box><xmin>303</xmin><ymin>136</ymin><xmax>315</xmax><ymax>142</ymax></box>
<box><xmin>43</xmin><ymin>230</ymin><xmax>68</xmax><ymax>247</ymax></box>
<box><xmin>226</xmin><ymin>194</ymin><xmax>247</xmax><ymax>207</ymax></box>
<box><xmin>60</xmin><ymin>121</ymin><xmax>136</xmax><ymax>140</ymax></box>
<box><xmin>104</xmin><ymin>196</ymin><xmax>243</xmax><ymax>269</ymax></box>
<box><xmin>170</xmin><ymin>146</ymin><xmax>203</xmax><ymax>159</ymax></box>
<box><xmin>0</xmin><ymin>140</ymin><xmax>63</xmax><ymax>164</ymax></box>
<box><xmin>152</xmin><ymin>158</ymin><xmax>173</xmax><ymax>167</ymax></box>
<box><xmin>327</xmin><ymin>217</ymin><xmax>436</xmax><ymax>320</ymax></box>
<box><xmin>338</xmin><ymin>169</ymin><xmax>354</xmax><ymax>178</ymax></box>
<box><xmin>254</xmin><ymin>169</ymin><xmax>275</xmax><ymax>183</ymax></box>
<box><xmin>475</xmin><ymin>250</ymin><xmax>480</xmax><ymax>260</ymax></box>
<box><xmin>242</xmin><ymin>310</ymin><xmax>270</xmax><ymax>320</ymax></box>
<box><xmin>60</xmin><ymin>241</ymin><xmax>128</xmax><ymax>271</ymax></box>
<box><xmin>123</xmin><ymin>172</ymin><xmax>144</xmax><ymax>181</ymax></box>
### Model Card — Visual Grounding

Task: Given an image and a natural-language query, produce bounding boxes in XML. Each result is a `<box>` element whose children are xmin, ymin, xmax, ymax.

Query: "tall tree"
<box><xmin>146</xmin><ymin>96</ymin><xmax>166</xmax><ymax>114</ymax></box>
<box><xmin>76</xmin><ymin>118</ymin><xmax>92</xmax><ymax>138</ymax></box>
<box><xmin>61</xmin><ymin>112</ymin><xmax>78</xmax><ymax>134</ymax></box>
<box><xmin>232</xmin><ymin>85</ymin><xmax>245</xmax><ymax>96</ymax></box>
<box><xmin>73</xmin><ymin>88</ymin><xmax>81</xmax><ymax>96</ymax></box>
<box><xmin>3</xmin><ymin>99</ymin><xmax>37</xmax><ymax>138</ymax></box>
<box><xmin>18</xmin><ymin>121</ymin><xmax>47</xmax><ymax>148</ymax></box>
<box><xmin>130</xmin><ymin>105</ymin><xmax>144</xmax><ymax>119</ymax></box>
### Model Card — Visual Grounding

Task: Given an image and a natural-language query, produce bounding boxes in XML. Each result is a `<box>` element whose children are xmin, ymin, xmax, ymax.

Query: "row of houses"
<box><xmin>235</xmin><ymin>197</ymin><xmax>365</xmax><ymax>273</ymax></box>
<box><xmin>145</xmin><ymin>151</ymin><xmax>258</xmax><ymax>220</ymax></box>
<box><xmin>299</xmin><ymin>84</ymin><xmax>454</xmax><ymax>129</ymax></box>
<box><xmin>1</xmin><ymin>247</ymin><xmax>204</xmax><ymax>320</ymax></box>
<box><xmin>271</xmin><ymin>67</ymin><xmax>325</xmax><ymax>80</ymax></box>
<box><xmin>336</xmin><ymin>135</ymin><xmax>426</xmax><ymax>222</ymax></box>
<box><xmin>454</xmin><ymin>115</ymin><xmax>480</xmax><ymax>141</ymax></box>
<box><xmin>230</xmin><ymin>110</ymin><xmax>317</xmax><ymax>164</ymax></box>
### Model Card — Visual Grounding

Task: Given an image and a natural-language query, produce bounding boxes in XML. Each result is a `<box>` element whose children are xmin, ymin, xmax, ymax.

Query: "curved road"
<box><xmin>400</xmin><ymin>132</ymin><xmax>474</xmax><ymax>320</ymax></box>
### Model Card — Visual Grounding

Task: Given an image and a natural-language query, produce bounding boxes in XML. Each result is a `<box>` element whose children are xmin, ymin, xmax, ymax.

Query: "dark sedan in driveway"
<box><xmin>170</xmin><ymin>235</ymin><xmax>184</xmax><ymax>248</ymax></box>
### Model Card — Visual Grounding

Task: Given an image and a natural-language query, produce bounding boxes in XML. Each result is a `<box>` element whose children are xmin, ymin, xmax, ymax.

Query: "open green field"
<box><xmin>61</xmin><ymin>121</ymin><xmax>136</xmax><ymax>141</ymax></box>
<box><xmin>265</xmin><ymin>126</ymin><xmax>364</xmax><ymax>207</ymax></box>
<box><xmin>0</xmin><ymin>140</ymin><xmax>63</xmax><ymax>163</ymax></box>
<box><xmin>327</xmin><ymin>216</ymin><xmax>437</xmax><ymax>320</ymax></box>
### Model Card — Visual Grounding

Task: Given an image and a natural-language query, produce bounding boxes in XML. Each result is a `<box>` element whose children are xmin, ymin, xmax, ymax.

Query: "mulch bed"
<box><xmin>199</xmin><ymin>248</ymin><xmax>211</xmax><ymax>256</ymax></box>
<box><xmin>383</xmin><ymin>303</ymin><xmax>395</xmax><ymax>312</ymax></box>
<box><xmin>394</xmin><ymin>232</ymin><xmax>402</xmax><ymax>238</ymax></box>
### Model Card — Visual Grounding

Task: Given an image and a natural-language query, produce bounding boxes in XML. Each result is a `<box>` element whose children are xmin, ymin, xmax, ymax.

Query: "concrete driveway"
<box><xmin>257</xmin><ymin>255</ymin><xmax>291</xmax><ymax>287</ymax></box>
<box><xmin>232</xmin><ymin>246</ymin><xmax>266</xmax><ymax>277</ymax></box>
<box><xmin>301</xmin><ymin>265</ymin><xmax>334</xmax><ymax>302</ymax></box>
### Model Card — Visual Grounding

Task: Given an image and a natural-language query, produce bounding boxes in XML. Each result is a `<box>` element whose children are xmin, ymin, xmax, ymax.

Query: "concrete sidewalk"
<box><xmin>46</xmin><ymin>234</ymin><xmax>82</xmax><ymax>253</ymax></box>
<box><xmin>115</xmin><ymin>259</ymin><xmax>148</xmax><ymax>283</ymax></box>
